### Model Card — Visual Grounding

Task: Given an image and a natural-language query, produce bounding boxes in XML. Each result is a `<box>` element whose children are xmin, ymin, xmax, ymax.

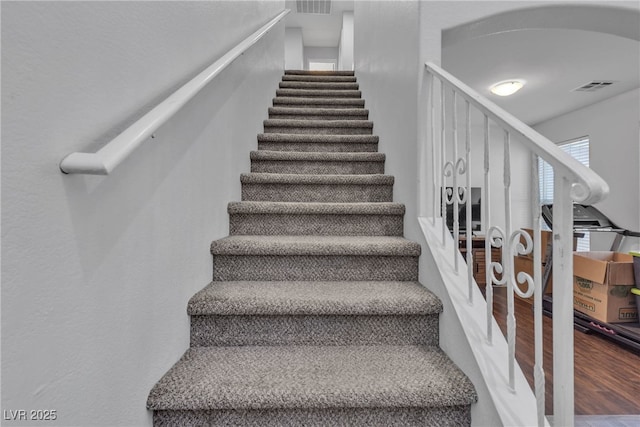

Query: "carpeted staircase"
<box><xmin>147</xmin><ymin>70</ymin><xmax>477</xmax><ymax>426</ymax></box>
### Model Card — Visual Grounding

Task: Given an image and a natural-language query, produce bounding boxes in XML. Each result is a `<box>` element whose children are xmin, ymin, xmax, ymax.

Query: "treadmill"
<box><xmin>540</xmin><ymin>203</ymin><xmax>640</xmax><ymax>352</ymax></box>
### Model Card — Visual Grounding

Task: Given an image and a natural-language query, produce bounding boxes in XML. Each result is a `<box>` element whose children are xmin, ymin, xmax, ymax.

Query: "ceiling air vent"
<box><xmin>296</xmin><ymin>0</ymin><xmax>332</xmax><ymax>14</ymax></box>
<box><xmin>573</xmin><ymin>81</ymin><xmax>615</xmax><ymax>92</ymax></box>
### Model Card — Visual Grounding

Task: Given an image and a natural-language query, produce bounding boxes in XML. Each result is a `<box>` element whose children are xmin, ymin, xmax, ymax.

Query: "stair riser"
<box><xmin>229</xmin><ymin>213</ymin><xmax>403</xmax><ymax>236</ymax></box>
<box><xmin>258</xmin><ymin>142</ymin><xmax>378</xmax><ymax>152</ymax></box>
<box><xmin>263</xmin><ymin>126</ymin><xmax>372</xmax><ymax>135</ymax></box>
<box><xmin>285</xmin><ymin>70</ymin><xmax>355</xmax><ymax>76</ymax></box>
<box><xmin>212</xmin><ymin>255</ymin><xmax>419</xmax><ymax>281</ymax></box>
<box><xmin>274</xmin><ymin>98</ymin><xmax>365</xmax><ymax>109</ymax></box>
<box><xmin>251</xmin><ymin>160</ymin><xmax>384</xmax><ymax>174</ymax></box>
<box><xmin>276</xmin><ymin>89</ymin><xmax>362</xmax><ymax>98</ymax></box>
<box><xmin>273</xmin><ymin>103</ymin><xmax>364</xmax><ymax>110</ymax></box>
<box><xmin>269</xmin><ymin>113</ymin><xmax>369</xmax><ymax>120</ymax></box>
<box><xmin>190</xmin><ymin>314</ymin><xmax>439</xmax><ymax>347</ymax></box>
<box><xmin>242</xmin><ymin>184</ymin><xmax>393</xmax><ymax>202</ymax></box>
<box><xmin>282</xmin><ymin>75</ymin><xmax>357</xmax><ymax>82</ymax></box>
<box><xmin>279</xmin><ymin>82</ymin><xmax>359</xmax><ymax>90</ymax></box>
<box><xmin>153</xmin><ymin>406</ymin><xmax>471</xmax><ymax>427</ymax></box>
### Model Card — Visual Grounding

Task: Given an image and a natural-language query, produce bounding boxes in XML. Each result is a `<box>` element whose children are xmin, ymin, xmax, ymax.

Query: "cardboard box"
<box><xmin>573</xmin><ymin>252</ymin><xmax>638</xmax><ymax>323</ymax></box>
<box><xmin>514</xmin><ymin>255</ymin><xmax>553</xmax><ymax>304</ymax></box>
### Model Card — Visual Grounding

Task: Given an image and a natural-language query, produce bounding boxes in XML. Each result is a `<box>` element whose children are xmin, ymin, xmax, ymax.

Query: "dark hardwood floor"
<box><xmin>490</xmin><ymin>286</ymin><xmax>640</xmax><ymax>415</ymax></box>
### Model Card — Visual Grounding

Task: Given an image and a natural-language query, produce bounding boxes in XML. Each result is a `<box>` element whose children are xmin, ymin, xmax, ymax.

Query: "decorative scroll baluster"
<box><xmin>465</xmin><ymin>101</ymin><xmax>473</xmax><ymax>302</ymax></box>
<box><xmin>532</xmin><ymin>154</ymin><xmax>545</xmax><ymax>427</ymax></box>
<box><xmin>498</xmin><ymin>130</ymin><xmax>537</xmax><ymax>391</ymax></box>
<box><xmin>503</xmin><ymin>130</ymin><xmax>517</xmax><ymax>391</ymax></box>
<box><xmin>442</xmin><ymin>91</ymin><xmax>467</xmax><ymax>272</ymax></box>
<box><xmin>484</xmin><ymin>115</ymin><xmax>493</xmax><ymax>344</ymax></box>
<box><xmin>451</xmin><ymin>92</ymin><xmax>460</xmax><ymax>271</ymax></box>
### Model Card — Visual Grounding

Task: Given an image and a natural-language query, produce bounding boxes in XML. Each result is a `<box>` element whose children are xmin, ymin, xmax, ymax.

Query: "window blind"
<box><xmin>538</xmin><ymin>137</ymin><xmax>590</xmax><ymax>251</ymax></box>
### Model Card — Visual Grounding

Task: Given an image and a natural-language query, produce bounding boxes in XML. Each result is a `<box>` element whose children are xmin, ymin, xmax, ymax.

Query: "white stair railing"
<box><xmin>425</xmin><ymin>62</ymin><xmax>609</xmax><ymax>427</ymax></box>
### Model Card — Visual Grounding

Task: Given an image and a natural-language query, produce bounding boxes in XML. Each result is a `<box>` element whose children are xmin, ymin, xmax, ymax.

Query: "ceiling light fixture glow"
<box><xmin>490</xmin><ymin>80</ymin><xmax>525</xmax><ymax>96</ymax></box>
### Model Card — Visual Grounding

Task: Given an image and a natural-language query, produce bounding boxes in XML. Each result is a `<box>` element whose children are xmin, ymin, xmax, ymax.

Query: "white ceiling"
<box><xmin>443</xmin><ymin>28</ymin><xmax>640</xmax><ymax>125</ymax></box>
<box><xmin>285</xmin><ymin>2</ymin><xmax>640</xmax><ymax>125</ymax></box>
<box><xmin>285</xmin><ymin>0</ymin><xmax>354</xmax><ymax>47</ymax></box>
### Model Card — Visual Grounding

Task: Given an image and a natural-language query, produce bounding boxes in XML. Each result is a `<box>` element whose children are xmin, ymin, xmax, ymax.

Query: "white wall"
<box><xmin>534</xmin><ymin>88</ymin><xmax>640</xmax><ymax>250</ymax></box>
<box><xmin>285</xmin><ymin>27</ymin><xmax>304</xmax><ymax>69</ymax></box>
<box><xmin>304</xmin><ymin>46</ymin><xmax>339</xmax><ymax>69</ymax></box>
<box><xmin>354</xmin><ymin>0</ymin><xmax>420</xmax><ymax>240</ymax></box>
<box><xmin>1</xmin><ymin>1</ymin><xmax>284</xmax><ymax>426</ymax></box>
<box><xmin>338</xmin><ymin>11</ymin><xmax>354</xmax><ymax>71</ymax></box>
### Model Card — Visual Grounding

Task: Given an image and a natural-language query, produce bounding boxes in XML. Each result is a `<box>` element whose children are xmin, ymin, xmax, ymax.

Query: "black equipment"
<box><xmin>540</xmin><ymin>203</ymin><xmax>640</xmax><ymax>353</ymax></box>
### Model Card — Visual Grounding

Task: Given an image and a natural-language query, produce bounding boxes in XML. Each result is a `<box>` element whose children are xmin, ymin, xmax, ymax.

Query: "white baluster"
<box><xmin>465</xmin><ymin>101</ymin><xmax>473</xmax><ymax>303</ymax></box>
<box><xmin>452</xmin><ymin>91</ymin><xmax>459</xmax><ymax>272</ymax></box>
<box><xmin>553</xmin><ymin>177</ymin><xmax>575</xmax><ymax>427</ymax></box>
<box><xmin>484</xmin><ymin>114</ymin><xmax>493</xmax><ymax>344</ymax></box>
<box><xmin>503</xmin><ymin>130</ymin><xmax>516</xmax><ymax>391</ymax></box>
<box><xmin>441</xmin><ymin>83</ymin><xmax>447</xmax><ymax>245</ymax></box>
<box><xmin>430</xmin><ymin>73</ymin><xmax>437</xmax><ymax>225</ymax></box>
<box><xmin>532</xmin><ymin>154</ymin><xmax>545</xmax><ymax>426</ymax></box>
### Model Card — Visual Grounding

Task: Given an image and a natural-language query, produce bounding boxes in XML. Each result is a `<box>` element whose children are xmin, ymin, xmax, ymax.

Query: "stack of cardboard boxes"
<box><xmin>572</xmin><ymin>252</ymin><xmax>637</xmax><ymax>324</ymax></box>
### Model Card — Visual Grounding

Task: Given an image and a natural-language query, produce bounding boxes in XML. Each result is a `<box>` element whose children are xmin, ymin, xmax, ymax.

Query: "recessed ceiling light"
<box><xmin>490</xmin><ymin>80</ymin><xmax>525</xmax><ymax>96</ymax></box>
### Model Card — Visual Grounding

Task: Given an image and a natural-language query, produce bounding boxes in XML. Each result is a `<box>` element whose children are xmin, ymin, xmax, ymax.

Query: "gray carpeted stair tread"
<box><xmin>285</xmin><ymin>70</ymin><xmax>355</xmax><ymax>76</ymax></box>
<box><xmin>146</xmin><ymin>345</ymin><xmax>477</xmax><ymax>411</ymax></box>
<box><xmin>241</xmin><ymin>173</ymin><xmax>394</xmax><ymax>202</ymax></box>
<box><xmin>240</xmin><ymin>173</ymin><xmax>393</xmax><ymax>185</ymax></box>
<box><xmin>273</xmin><ymin>97</ymin><xmax>365</xmax><ymax>108</ymax></box>
<box><xmin>210</xmin><ymin>235</ymin><xmax>421</xmax><ymax>257</ymax></box>
<box><xmin>264</xmin><ymin>119</ymin><xmax>373</xmax><ymax>135</ymax></box>
<box><xmin>276</xmin><ymin>88</ymin><xmax>362</xmax><ymax>98</ymax></box>
<box><xmin>282</xmin><ymin>75</ymin><xmax>357</xmax><ymax>82</ymax></box>
<box><xmin>250</xmin><ymin>151</ymin><xmax>385</xmax><ymax>175</ymax></box>
<box><xmin>264</xmin><ymin>119</ymin><xmax>373</xmax><ymax>129</ymax></box>
<box><xmin>228</xmin><ymin>201</ymin><xmax>405</xmax><ymax>236</ymax></box>
<box><xmin>250</xmin><ymin>151</ymin><xmax>384</xmax><ymax>162</ymax></box>
<box><xmin>228</xmin><ymin>201</ymin><xmax>404</xmax><ymax>216</ymax></box>
<box><xmin>258</xmin><ymin>133</ymin><xmax>378</xmax><ymax>144</ymax></box>
<box><xmin>279</xmin><ymin>81</ymin><xmax>359</xmax><ymax>90</ymax></box>
<box><xmin>257</xmin><ymin>133</ymin><xmax>379</xmax><ymax>152</ymax></box>
<box><xmin>268</xmin><ymin>107</ymin><xmax>369</xmax><ymax>119</ymax></box>
<box><xmin>188</xmin><ymin>281</ymin><xmax>441</xmax><ymax>316</ymax></box>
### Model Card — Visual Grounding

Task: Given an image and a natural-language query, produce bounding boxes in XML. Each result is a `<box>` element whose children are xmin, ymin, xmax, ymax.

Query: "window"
<box><xmin>538</xmin><ymin>137</ymin><xmax>590</xmax><ymax>251</ymax></box>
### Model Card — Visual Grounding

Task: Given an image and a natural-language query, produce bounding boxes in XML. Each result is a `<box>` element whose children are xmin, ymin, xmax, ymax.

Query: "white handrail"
<box><xmin>425</xmin><ymin>62</ymin><xmax>609</xmax><ymax>205</ymax></box>
<box><xmin>60</xmin><ymin>9</ymin><xmax>290</xmax><ymax>175</ymax></box>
